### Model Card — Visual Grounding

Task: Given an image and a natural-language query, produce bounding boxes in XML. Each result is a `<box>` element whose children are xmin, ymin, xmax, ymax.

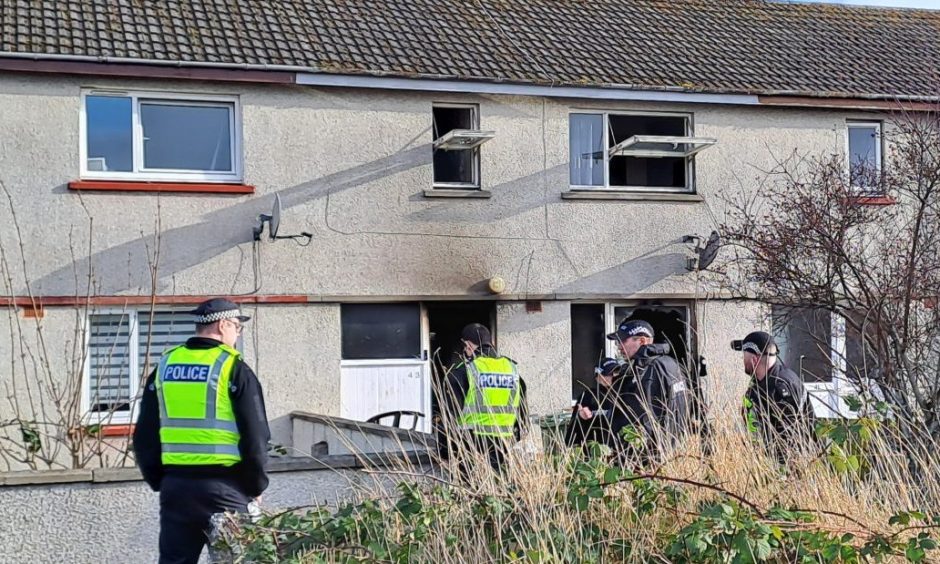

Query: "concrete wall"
<box><xmin>0</xmin><ymin>73</ymin><xmax>886</xmax><ymax>463</ymax></box>
<box><xmin>0</xmin><ymin>459</ymin><xmax>426</xmax><ymax>564</ymax></box>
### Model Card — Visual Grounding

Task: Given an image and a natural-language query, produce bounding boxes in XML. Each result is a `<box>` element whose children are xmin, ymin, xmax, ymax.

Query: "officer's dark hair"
<box><xmin>195</xmin><ymin>321</ymin><xmax>218</xmax><ymax>333</ymax></box>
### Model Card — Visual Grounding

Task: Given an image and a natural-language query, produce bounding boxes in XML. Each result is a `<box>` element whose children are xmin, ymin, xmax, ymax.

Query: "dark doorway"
<box><xmin>571</xmin><ymin>304</ymin><xmax>606</xmax><ymax>401</ymax></box>
<box><xmin>426</xmin><ymin>301</ymin><xmax>495</xmax><ymax>408</ymax></box>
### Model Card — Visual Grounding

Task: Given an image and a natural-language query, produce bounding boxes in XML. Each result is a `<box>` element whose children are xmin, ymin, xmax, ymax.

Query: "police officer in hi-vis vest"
<box><xmin>134</xmin><ymin>298</ymin><xmax>271</xmax><ymax>564</ymax></box>
<box><xmin>439</xmin><ymin>323</ymin><xmax>527</xmax><ymax>472</ymax></box>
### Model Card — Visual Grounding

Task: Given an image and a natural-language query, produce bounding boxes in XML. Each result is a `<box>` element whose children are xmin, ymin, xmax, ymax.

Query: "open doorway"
<box><xmin>426</xmin><ymin>301</ymin><xmax>496</xmax><ymax>403</ymax></box>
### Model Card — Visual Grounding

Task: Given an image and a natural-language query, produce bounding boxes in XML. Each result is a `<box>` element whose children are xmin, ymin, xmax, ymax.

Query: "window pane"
<box><xmin>85</xmin><ymin>96</ymin><xmax>133</xmax><ymax>172</ymax></box>
<box><xmin>342</xmin><ymin>303</ymin><xmax>421</xmax><ymax>360</ymax></box>
<box><xmin>610</xmin><ymin>156</ymin><xmax>686</xmax><ymax>188</ymax></box>
<box><xmin>138</xmin><ymin>311</ymin><xmax>192</xmax><ymax>378</ymax></box>
<box><xmin>88</xmin><ymin>314</ymin><xmax>133</xmax><ymax>412</ymax></box>
<box><xmin>772</xmin><ymin>307</ymin><xmax>833</xmax><ymax>383</ymax></box>
<box><xmin>140</xmin><ymin>103</ymin><xmax>234</xmax><ymax>172</ymax></box>
<box><xmin>848</xmin><ymin>125</ymin><xmax>879</xmax><ymax>187</ymax></box>
<box><xmin>433</xmin><ymin>106</ymin><xmax>475</xmax><ymax>185</ymax></box>
<box><xmin>569</xmin><ymin>114</ymin><xmax>604</xmax><ymax>186</ymax></box>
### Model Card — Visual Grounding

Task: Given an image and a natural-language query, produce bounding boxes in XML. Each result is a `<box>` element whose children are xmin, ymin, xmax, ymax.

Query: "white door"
<box><xmin>339</xmin><ymin>303</ymin><xmax>431</xmax><ymax>432</ymax></box>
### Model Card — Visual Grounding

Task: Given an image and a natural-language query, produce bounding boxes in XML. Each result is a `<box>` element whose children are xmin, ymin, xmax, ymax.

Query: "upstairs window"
<box><xmin>432</xmin><ymin>104</ymin><xmax>493</xmax><ymax>189</ymax></box>
<box><xmin>81</xmin><ymin>90</ymin><xmax>242</xmax><ymax>182</ymax></box>
<box><xmin>569</xmin><ymin>111</ymin><xmax>714</xmax><ymax>193</ymax></box>
<box><xmin>847</xmin><ymin>121</ymin><xmax>883</xmax><ymax>193</ymax></box>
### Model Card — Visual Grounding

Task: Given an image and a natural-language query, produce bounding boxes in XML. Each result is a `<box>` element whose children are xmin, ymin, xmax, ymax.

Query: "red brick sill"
<box><xmin>68</xmin><ymin>180</ymin><xmax>254</xmax><ymax>194</ymax></box>
<box><xmin>847</xmin><ymin>195</ymin><xmax>896</xmax><ymax>206</ymax></box>
<box><xmin>84</xmin><ymin>424</ymin><xmax>135</xmax><ymax>437</ymax></box>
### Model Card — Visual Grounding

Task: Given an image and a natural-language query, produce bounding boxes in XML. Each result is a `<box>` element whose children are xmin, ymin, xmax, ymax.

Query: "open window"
<box><xmin>432</xmin><ymin>104</ymin><xmax>493</xmax><ymax>188</ymax></box>
<box><xmin>569</xmin><ymin>112</ymin><xmax>714</xmax><ymax>192</ymax></box>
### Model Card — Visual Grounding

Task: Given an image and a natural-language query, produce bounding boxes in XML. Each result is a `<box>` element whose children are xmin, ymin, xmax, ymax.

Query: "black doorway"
<box><xmin>426</xmin><ymin>301</ymin><xmax>496</xmax><ymax>409</ymax></box>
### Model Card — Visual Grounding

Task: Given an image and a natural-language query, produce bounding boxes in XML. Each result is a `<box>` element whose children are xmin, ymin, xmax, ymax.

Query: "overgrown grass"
<box><xmin>216</xmin><ymin>414</ymin><xmax>940</xmax><ymax>563</ymax></box>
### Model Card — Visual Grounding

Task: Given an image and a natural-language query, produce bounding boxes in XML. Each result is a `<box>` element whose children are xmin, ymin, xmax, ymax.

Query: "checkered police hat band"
<box><xmin>742</xmin><ymin>342</ymin><xmax>762</xmax><ymax>355</ymax></box>
<box><xmin>194</xmin><ymin>309</ymin><xmax>242</xmax><ymax>324</ymax></box>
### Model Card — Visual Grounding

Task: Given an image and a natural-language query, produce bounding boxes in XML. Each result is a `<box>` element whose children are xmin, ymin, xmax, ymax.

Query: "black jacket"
<box><xmin>619</xmin><ymin>344</ymin><xmax>691</xmax><ymax>453</ymax></box>
<box><xmin>742</xmin><ymin>361</ymin><xmax>815</xmax><ymax>461</ymax></box>
<box><xmin>437</xmin><ymin>345</ymin><xmax>528</xmax><ymax>446</ymax></box>
<box><xmin>133</xmin><ymin>337</ymin><xmax>271</xmax><ymax>497</ymax></box>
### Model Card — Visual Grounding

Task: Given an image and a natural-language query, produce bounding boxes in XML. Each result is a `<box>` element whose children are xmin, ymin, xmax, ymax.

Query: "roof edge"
<box><xmin>0</xmin><ymin>51</ymin><xmax>938</xmax><ymax>106</ymax></box>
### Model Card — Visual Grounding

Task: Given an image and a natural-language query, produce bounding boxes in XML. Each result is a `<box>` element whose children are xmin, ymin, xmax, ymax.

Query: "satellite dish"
<box><xmin>697</xmin><ymin>231</ymin><xmax>721</xmax><ymax>270</ymax></box>
<box><xmin>683</xmin><ymin>230</ymin><xmax>721</xmax><ymax>271</ymax></box>
<box><xmin>270</xmin><ymin>194</ymin><xmax>282</xmax><ymax>240</ymax></box>
<box><xmin>252</xmin><ymin>193</ymin><xmax>313</xmax><ymax>244</ymax></box>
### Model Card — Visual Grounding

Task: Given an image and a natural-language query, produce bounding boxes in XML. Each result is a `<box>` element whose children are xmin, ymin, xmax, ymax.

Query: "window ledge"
<box><xmin>561</xmin><ymin>190</ymin><xmax>704</xmax><ymax>203</ymax></box>
<box><xmin>69</xmin><ymin>180</ymin><xmax>254</xmax><ymax>194</ymax></box>
<box><xmin>423</xmin><ymin>189</ymin><xmax>492</xmax><ymax>199</ymax></box>
<box><xmin>847</xmin><ymin>195</ymin><xmax>895</xmax><ymax>206</ymax></box>
<box><xmin>92</xmin><ymin>424</ymin><xmax>135</xmax><ymax>437</ymax></box>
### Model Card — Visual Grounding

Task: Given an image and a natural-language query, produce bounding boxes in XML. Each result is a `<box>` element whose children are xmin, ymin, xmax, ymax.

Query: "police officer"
<box><xmin>439</xmin><ymin>323</ymin><xmax>527</xmax><ymax>472</ymax></box>
<box><xmin>733</xmin><ymin>331</ymin><xmax>815</xmax><ymax>463</ymax></box>
<box><xmin>572</xmin><ymin>357</ymin><xmax>626</xmax><ymax>450</ymax></box>
<box><xmin>133</xmin><ymin>298</ymin><xmax>271</xmax><ymax>564</ymax></box>
<box><xmin>607</xmin><ymin>319</ymin><xmax>690</xmax><ymax>462</ymax></box>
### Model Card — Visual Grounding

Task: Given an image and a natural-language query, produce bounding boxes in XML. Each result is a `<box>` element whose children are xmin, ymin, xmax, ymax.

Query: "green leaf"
<box><xmin>844</xmin><ymin>394</ymin><xmax>863</xmax><ymax>412</ymax></box>
<box><xmin>603</xmin><ymin>467</ymin><xmax>622</xmax><ymax>484</ymax></box>
<box><xmin>906</xmin><ymin>545</ymin><xmax>926</xmax><ymax>562</ymax></box>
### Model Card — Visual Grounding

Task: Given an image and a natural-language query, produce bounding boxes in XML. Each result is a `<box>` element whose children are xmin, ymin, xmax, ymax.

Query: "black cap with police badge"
<box><xmin>606</xmin><ymin>319</ymin><xmax>655</xmax><ymax>341</ymax></box>
<box><xmin>731</xmin><ymin>331</ymin><xmax>776</xmax><ymax>356</ymax></box>
<box><xmin>188</xmin><ymin>298</ymin><xmax>251</xmax><ymax>324</ymax></box>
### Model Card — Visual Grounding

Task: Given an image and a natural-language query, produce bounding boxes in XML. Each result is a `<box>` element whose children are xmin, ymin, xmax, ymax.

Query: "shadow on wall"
<box><xmin>29</xmin><ymin>144</ymin><xmax>432</xmax><ymax>295</ymax></box>
<box><xmin>406</xmin><ymin>163</ymin><xmax>568</xmax><ymax>225</ymax></box>
<box><xmin>556</xmin><ymin>251</ymin><xmax>688</xmax><ymax>296</ymax></box>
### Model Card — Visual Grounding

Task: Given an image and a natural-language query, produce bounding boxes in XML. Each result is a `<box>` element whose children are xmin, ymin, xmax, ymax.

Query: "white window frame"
<box><xmin>774</xmin><ymin>309</ymin><xmax>858</xmax><ymax>419</ymax></box>
<box><xmin>845</xmin><ymin>120</ymin><xmax>883</xmax><ymax>193</ymax></box>
<box><xmin>80</xmin><ymin>89</ymin><xmax>243</xmax><ymax>183</ymax></box>
<box><xmin>82</xmin><ymin>308</ymin><xmax>203</xmax><ymax>425</ymax></box>
<box><xmin>569</xmin><ymin>110</ymin><xmax>705</xmax><ymax>193</ymax></box>
<box><xmin>432</xmin><ymin>103</ymin><xmax>484</xmax><ymax>189</ymax></box>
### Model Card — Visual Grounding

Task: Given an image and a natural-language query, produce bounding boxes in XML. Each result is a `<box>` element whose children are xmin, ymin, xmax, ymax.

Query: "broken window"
<box><xmin>432</xmin><ymin>105</ymin><xmax>493</xmax><ymax>188</ymax></box>
<box><xmin>569</xmin><ymin>112</ymin><xmax>714</xmax><ymax>192</ymax></box>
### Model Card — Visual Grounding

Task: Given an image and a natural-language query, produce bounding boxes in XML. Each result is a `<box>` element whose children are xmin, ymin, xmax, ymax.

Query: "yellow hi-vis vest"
<box><xmin>155</xmin><ymin>344</ymin><xmax>242</xmax><ymax>466</ymax></box>
<box><xmin>458</xmin><ymin>356</ymin><xmax>521</xmax><ymax>439</ymax></box>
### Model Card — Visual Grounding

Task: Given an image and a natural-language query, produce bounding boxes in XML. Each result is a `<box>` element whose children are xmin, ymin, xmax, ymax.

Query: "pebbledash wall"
<box><xmin>0</xmin><ymin>72</ymin><xmax>870</xmax><ymax>460</ymax></box>
<box><xmin>0</xmin><ymin>456</ymin><xmax>431</xmax><ymax>564</ymax></box>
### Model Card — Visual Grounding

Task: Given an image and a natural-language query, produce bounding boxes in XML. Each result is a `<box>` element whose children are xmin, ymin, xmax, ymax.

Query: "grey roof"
<box><xmin>2</xmin><ymin>0</ymin><xmax>940</xmax><ymax>99</ymax></box>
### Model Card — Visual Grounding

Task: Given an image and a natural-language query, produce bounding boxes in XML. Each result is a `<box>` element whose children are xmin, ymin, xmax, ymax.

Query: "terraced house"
<box><xmin>1</xmin><ymin>0</ymin><xmax>938</xmax><ymax>462</ymax></box>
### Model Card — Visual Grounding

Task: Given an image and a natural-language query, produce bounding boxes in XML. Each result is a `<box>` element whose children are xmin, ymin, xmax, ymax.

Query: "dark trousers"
<box><xmin>158</xmin><ymin>474</ymin><xmax>250</xmax><ymax>564</ymax></box>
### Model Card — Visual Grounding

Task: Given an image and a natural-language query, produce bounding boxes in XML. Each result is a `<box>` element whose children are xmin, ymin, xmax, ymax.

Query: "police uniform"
<box><xmin>133</xmin><ymin>299</ymin><xmax>271</xmax><ymax>564</ymax></box>
<box><xmin>568</xmin><ymin>357</ymin><xmax>625</xmax><ymax>450</ymax></box>
<box><xmin>607</xmin><ymin>320</ymin><xmax>691</xmax><ymax>463</ymax></box>
<box><xmin>734</xmin><ymin>331</ymin><xmax>815</xmax><ymax>463</ymax></box>
<box><xmin>439</xmin><ymin>324</ymin><xmax>527</xmax><ymax>472</ymax></box>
